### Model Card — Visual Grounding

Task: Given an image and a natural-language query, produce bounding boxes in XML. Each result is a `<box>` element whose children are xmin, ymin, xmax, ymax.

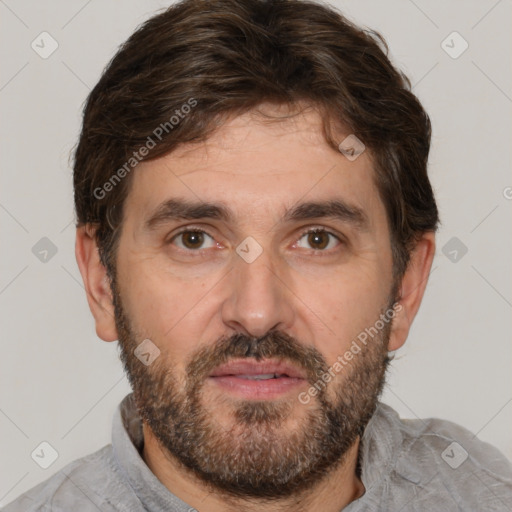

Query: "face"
<box><xmin>111</xmin><ymin>104</ymin><xmax>397</xmax><ymax>498</ymax></box>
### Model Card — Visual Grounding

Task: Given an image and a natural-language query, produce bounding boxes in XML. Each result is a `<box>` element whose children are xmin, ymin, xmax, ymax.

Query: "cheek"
<box><xmin>118</xmin><ymin>256</ymin><xmax>220</xmax><ymax>366</ymax></box>
<box><xmin>296</xmin><ymin>271</ymin><xmax>389</xmax><ymax>361</ymax></box>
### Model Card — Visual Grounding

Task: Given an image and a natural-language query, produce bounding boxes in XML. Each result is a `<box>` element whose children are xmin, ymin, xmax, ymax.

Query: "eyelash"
<box><xmin>167</xmin><ymin>226</ymin><xmax>343</xmax><ymax>255</ymax></box>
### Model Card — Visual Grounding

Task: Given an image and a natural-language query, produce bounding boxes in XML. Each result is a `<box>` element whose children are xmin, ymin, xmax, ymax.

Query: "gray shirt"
<box><xmin>3</xmin><ymin>393</ymin><xmax>512</xmax><ymax>511</ymax></box>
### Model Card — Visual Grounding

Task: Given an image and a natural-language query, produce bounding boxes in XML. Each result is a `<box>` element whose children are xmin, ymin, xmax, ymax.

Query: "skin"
<box><xmin>76</xmin><ymin>103</ymin><xmax>435</xmax><ymax>512</ymax></box>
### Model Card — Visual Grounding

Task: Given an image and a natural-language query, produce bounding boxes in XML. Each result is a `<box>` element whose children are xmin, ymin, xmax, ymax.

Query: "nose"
<box><xmin>220</xmin><ymin>245</ymin><xmax>295</xmax><ymax>338</ymax></box>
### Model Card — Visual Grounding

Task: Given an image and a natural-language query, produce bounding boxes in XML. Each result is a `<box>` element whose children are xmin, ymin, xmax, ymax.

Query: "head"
<box><xmin>74</xmin><ymin>0</ymin><xmax>438</xmax><ymax>501</ymax></box>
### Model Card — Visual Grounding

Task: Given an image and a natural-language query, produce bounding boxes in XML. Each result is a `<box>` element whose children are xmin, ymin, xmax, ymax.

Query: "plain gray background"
<box><xmin>1</xmin><ymin>0</ymin><xmax>511</xmax><ymax>505</ymax></box>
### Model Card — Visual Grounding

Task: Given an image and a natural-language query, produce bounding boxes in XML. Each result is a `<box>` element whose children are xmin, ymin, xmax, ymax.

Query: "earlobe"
<box><xmin>388</xmin><ymin>232</ymin><xmax>436</xmax><ymax>352</ymax></box>
<box><xmin>75</xmin><ymin>225</ymin><xmax>119</xmax><ymax>342</ymax></box>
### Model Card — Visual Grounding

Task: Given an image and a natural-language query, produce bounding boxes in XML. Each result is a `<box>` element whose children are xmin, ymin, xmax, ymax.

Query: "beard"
<box><xmin>111</xmin><ymin>275</ymin><xmax>395</xmax><ymax>500</ymax></box>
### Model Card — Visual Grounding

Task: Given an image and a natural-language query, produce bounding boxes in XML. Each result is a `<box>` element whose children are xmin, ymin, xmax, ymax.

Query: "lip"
<box><xmin>208</xmin><ymin>358</ymin><xmax>308</xmax><ymax>400</ymax></box>
<box><xmin>209</xmin><ymin>358</ymin><xmax>307</xmax><ymax>379</ymax></box>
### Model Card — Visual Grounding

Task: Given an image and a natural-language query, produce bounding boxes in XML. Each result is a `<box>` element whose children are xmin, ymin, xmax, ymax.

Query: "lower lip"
<box><xmin>208</xmin><ymin>375</ymin><xmax>306</xmax><ymax>399</ymax></box>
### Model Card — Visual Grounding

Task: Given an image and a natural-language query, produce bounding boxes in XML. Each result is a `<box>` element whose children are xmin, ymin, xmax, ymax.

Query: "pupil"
<box><xmin>308</xmin><ymin>232</ymin><xmax>328</xmax><ymax>250</ymax></box>
<box><xmin>183</xmin><ymin>231</ymin><xmax>203</xmax><ymax>249</ymax></box>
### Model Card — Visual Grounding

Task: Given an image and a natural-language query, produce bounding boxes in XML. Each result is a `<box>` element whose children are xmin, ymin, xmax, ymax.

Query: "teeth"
<box><xmin>238</xmin><ymin>373</ymin><xmax>278</xmax><ymax>380</ymax></box>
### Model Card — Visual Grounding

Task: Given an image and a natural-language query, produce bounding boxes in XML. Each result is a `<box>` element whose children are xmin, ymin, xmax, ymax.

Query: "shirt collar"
<box><xmin>358</xmin><ymin>402</ymin><xmax>404</xmax><ymax>489</ymax></box>
<box><xmin>111</xmin><ymin>393</ymin><xmax>192</xmax><ymax>511</ymax></box>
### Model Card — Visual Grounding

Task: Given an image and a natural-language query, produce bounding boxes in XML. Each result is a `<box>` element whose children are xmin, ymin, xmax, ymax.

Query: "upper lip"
<box><xmin>209</xmin><ymin>358</ymin><xmax>307</xmax><ymax>379</ymax></box>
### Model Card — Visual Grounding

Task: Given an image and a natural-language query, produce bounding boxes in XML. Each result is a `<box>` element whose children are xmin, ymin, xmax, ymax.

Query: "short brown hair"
<box><xmin>73</xmin><ymin>0</ymin><xmax>439</xmax><ymax>280</ymax></box>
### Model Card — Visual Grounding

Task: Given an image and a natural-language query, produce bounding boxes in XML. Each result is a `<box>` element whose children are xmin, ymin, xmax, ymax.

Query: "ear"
<box><xmin>75</xmin><ymin>225</ymin><xmax>118</xmax><ymax>342</ymax></box>
<box><xmin>388</xmin><ymin>231</ymin><xmax>436</xmax><ymax>352</ymax></box>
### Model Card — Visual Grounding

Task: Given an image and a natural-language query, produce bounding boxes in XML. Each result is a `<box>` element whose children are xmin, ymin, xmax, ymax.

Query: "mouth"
<box><xmin>208</xmin><ymin>358</ymin><xmax>308</xmax><ymax>399</ymax></box>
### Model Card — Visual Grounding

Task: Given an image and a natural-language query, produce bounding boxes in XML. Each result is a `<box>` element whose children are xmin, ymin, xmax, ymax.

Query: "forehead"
<box><xmin>124</xmin><ymin>105</ymin><xmax>386</xmax><ymax>231</ymax></box>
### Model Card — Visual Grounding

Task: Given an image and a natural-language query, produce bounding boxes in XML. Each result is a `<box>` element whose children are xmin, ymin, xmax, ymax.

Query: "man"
<box><xmin>4</xmin><ymin>0</ymin><xmax>511</xmax><ymax>510</ymax></box>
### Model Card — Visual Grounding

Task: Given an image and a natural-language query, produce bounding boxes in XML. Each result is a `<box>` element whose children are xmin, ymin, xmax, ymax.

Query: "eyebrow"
<box><xmin>143</xmin><ymin>198</ymin><xmax>369</xmax><ymax>232</ymax></box>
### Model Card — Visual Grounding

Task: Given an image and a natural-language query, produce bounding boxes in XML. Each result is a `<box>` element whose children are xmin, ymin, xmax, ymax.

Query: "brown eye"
<box><xmin>172</xmin><ymin>230</ymin><xmax>215</xmax><ymax>251</ymax></box>
<box><xmin>296</xmin><ymin>229</ymin><xmax>340</xmax><ymax>251</ymax></box>
<box><xmin>182</xmin><ymin>231</ymin><xmax>204</xmax><ymax>249</ymax></box>
<box><xmin>307</xmin><ymin>231</ymin><xmax>329</xmax><ymax>250</ymax></box>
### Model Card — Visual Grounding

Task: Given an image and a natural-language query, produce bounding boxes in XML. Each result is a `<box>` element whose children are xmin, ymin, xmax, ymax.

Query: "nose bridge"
<box><xmin>221</xmin><ymin>238</ymin><xmax>294</xmax><ymax>337</ymax></box>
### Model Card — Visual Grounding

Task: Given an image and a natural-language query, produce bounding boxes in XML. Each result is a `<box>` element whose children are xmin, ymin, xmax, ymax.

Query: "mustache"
<box><xmin>185</xmin><ymin>330</ymin><xmax>329</xmax><ymax>388</ymax></box>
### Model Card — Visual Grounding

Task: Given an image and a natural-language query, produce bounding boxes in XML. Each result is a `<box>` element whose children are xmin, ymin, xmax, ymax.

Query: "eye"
<box><xmin>295</xmin><ymin>228</ymin><xmax>341</xmax><ymax>252</ymax></box>
<box><xmin>170</xmin><ymin>229</ymin><xmax>217</xmax><ymax>251</ymax></box>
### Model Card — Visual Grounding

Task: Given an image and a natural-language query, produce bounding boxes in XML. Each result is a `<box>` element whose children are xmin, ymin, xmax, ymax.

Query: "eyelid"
<box><xmin>298</xmin><ymin>225</ymin><xmax>341</xmax><ymax>238</ymax></box>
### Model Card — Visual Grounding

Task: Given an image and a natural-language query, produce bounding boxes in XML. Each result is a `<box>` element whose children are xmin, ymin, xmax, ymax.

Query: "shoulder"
<box><xmin>397</xmin><ymin>408</ymin><xmax>512</xmax><ymax>476</ymax></box>
<box><xmin>378</xmin><ymin>403</ymin><xmax>512</xmax><ymax>510</ymax></box>
<box><xmin>1</xmin><ymin>444</ymin><xmax>136</xmax><ymax>512</ymax></box>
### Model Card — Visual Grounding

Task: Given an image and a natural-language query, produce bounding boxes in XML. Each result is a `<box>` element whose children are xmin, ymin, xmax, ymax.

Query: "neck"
<box><xmin>142</xmin><ymin>423</ymin><xmax>365</xmax><ymax>512</ymax></box>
